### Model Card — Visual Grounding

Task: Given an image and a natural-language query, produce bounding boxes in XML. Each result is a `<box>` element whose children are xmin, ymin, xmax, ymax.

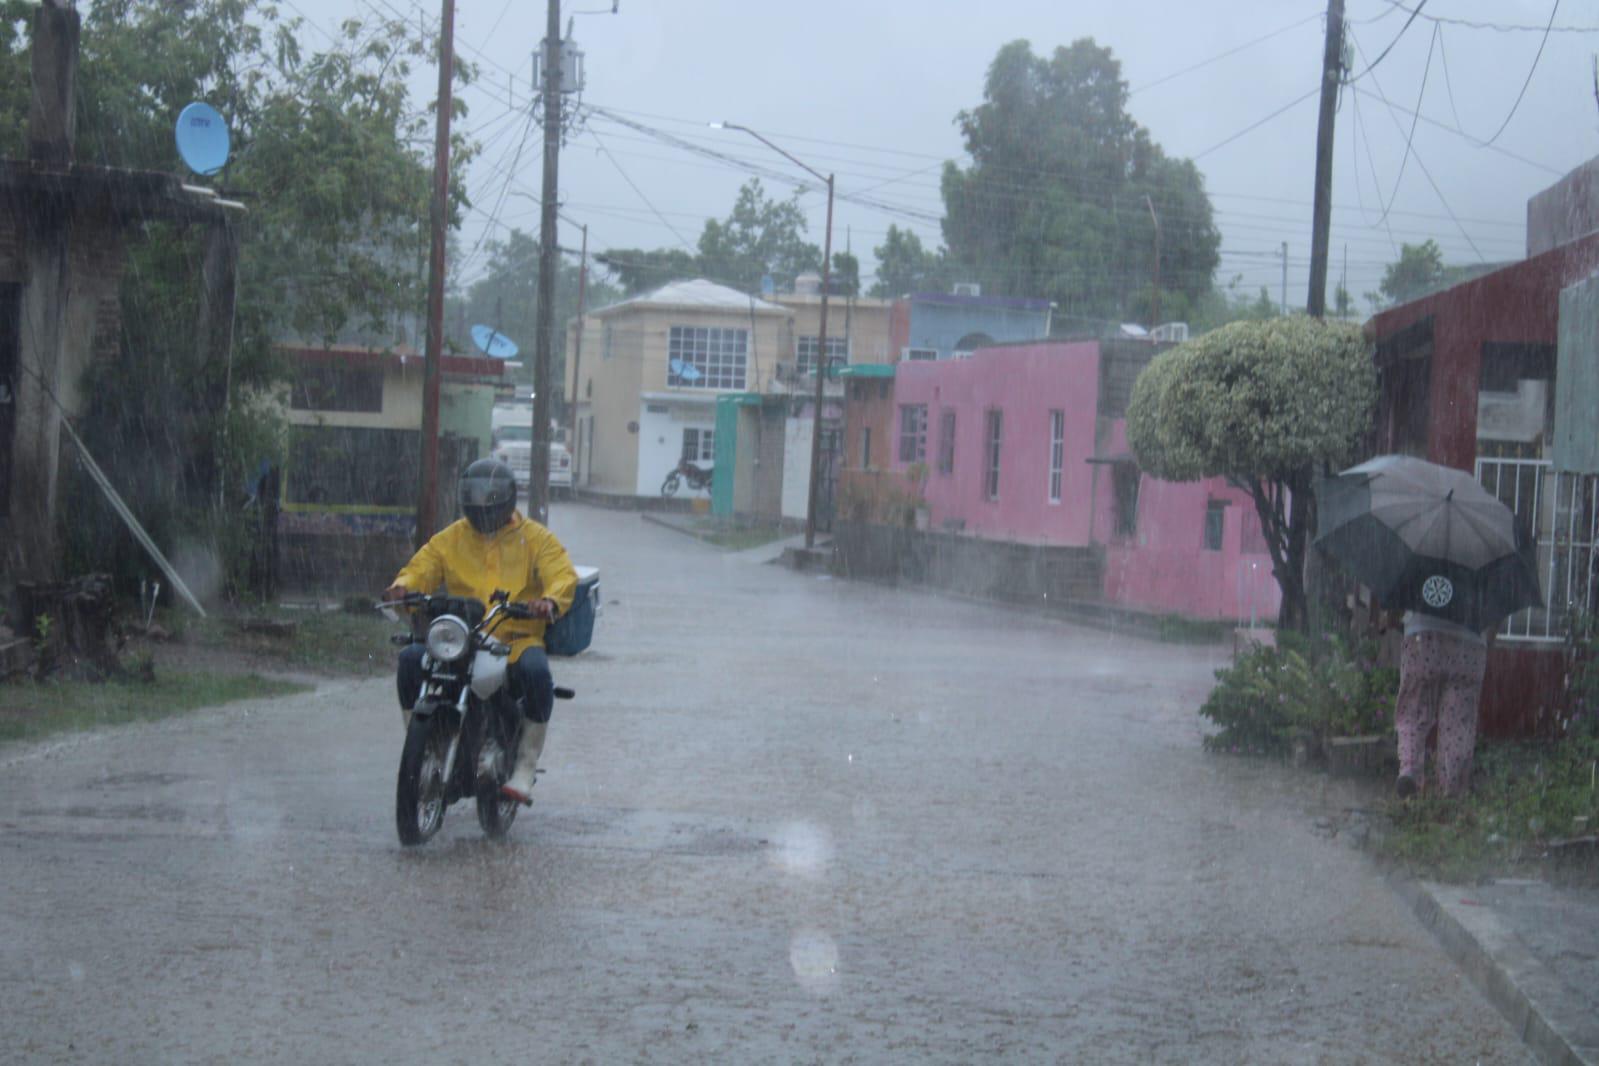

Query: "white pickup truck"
<box><xmin>490</xmin><ymin>405</ymin><xmax>571</xmax><ymax>491</ymax></box>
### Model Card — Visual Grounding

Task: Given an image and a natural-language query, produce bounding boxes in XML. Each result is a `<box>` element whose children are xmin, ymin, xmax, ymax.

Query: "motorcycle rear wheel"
<box><xmin>476</xmin><ymin>783</ymin><xmax>520</xmax><ymax>840</ymax></box>
<box><xmin>396</xmin><ymin>712</ymin><xmax>450</xmax><ymax>846</ymax></box>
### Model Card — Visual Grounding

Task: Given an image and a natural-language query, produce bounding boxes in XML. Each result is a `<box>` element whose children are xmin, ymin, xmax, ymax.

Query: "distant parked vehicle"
<box><xmin>661</xmin><ymin>458</ymin><xmax>714</xmax><ymax>496</ymax></box>
<box><xmin>491</xmin><ymin>404</ymin><xmax>571</xmax><ymax>493</ymax></box>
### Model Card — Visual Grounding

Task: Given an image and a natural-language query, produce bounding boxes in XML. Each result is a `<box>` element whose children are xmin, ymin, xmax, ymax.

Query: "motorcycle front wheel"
<box><xmin>396</xmin><ymin>711</ymin><xmax>451</xmax><ymax>846</ymax></box>
<box><xmin>476</xmin><ymin>782</ymin><xmax>520</xmax><ymax>840</ymax></box>
<box><xmin>661</xmin><ymin>472</ymin><xmax>681</xmax><ymax>497</ymax></box>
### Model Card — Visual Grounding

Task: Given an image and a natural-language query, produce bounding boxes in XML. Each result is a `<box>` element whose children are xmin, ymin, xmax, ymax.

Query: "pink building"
<box><xmin>887</xmin><ymin>340</ymin><xmax>1280</xmax><ymax>622</ymax></box>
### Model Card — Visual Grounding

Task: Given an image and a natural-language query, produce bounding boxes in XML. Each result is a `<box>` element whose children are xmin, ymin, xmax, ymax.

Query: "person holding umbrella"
<box><xmin>1316</xmin><ymin>455</ymin><xmax>1543</xmax><ymax>798</ymax></box>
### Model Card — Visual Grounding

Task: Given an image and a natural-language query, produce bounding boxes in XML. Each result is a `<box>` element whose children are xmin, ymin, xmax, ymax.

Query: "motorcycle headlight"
<box><xmin>425</xmin><ymin>615</ymin><xmax>471</xmax><ymax>662</ymax></box>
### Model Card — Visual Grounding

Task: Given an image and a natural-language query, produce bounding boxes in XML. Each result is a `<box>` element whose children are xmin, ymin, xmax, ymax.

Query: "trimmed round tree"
<box><xmin>1126</xmin><ymin>317</ymin><xmax>1376</xmax><ymax>631</ymax></box>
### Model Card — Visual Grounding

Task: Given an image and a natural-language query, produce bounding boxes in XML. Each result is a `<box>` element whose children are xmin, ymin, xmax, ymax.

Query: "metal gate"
<box><xmin>816</xmin><ymin>425</ymin><xmax>842</xmax><ymax>534</ymax></box>
<box><xmin>1475</xmin><ymin>457</ymin><xmax>1598</xmax><ymax>642</ymax></box>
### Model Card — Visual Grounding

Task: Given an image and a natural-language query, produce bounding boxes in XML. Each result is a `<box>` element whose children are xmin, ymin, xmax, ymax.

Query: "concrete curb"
<box><xmin>639</xmin><ymin>511</ymin><xmax>718</xmax><ymax>544</ymax></box>
<box><xmin>1389</xmin><ymin>874</ymin><xmax>1599</xmax><ymax>1066</ymax></box>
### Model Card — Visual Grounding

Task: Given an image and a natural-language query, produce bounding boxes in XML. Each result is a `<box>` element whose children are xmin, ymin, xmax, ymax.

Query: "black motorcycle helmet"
<box><xmin>458</xmin><ymin>458</ymin><xmax>517</xmax><ymax>534</ymax></box>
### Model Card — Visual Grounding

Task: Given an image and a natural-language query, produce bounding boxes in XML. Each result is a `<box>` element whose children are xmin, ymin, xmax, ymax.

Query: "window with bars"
<box><xmin>937</xmin><ymin>409</ymin><xmax>956</xmax><ymax>475</ymax></box>
<box><xmin>1204</xmin><ymin>500</ymin><xmax>1226</xmax><ymax>551</ymax></box>
<box><xmin>984</xmin><ymin>409</ymin><xmax>1003</xmax><ymax>501</ymax></box>
<box><xmin>682</xmin><ymin>427</ymin><xmax>715</xmax><ymax>463</ymax></box>
<box><xmin>898</xmin><ymin>404</ymin><xmax>927</xmax><ymax>464</ymax></box>
<box><xmin>1048</xmin><ymin>410</ymin><xmax>1065</xmax><ymax>502</ymax></box>
<box><xmin>668</xmin><ymin>326</ymin><xmax>747</xmax><ymax>389</ymax></box>
<box><xmin>797</xmin><ymin>335</ymin><xmax>849</xmax><ymax>376</ymax></box>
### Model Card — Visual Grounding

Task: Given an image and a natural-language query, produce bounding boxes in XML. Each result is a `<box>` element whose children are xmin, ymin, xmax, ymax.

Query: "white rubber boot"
<box><xmin>500</xmin><ymin>721</ymin><xmax>546</xmax><ymax>805</ymax></box>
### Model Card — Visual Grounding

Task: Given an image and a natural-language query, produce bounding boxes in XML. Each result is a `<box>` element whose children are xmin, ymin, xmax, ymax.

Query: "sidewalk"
<box><xmin>1392</xmin><ymin>876</ymin><xmax>1599</xmax><ymax>1065</ymax></box>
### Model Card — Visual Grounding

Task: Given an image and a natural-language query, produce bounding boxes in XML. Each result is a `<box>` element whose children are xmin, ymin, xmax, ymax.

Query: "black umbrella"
<box><xmin>1315</xmin><ymin>454</ymin><xmax>1543</xmax><ymax>631</ymax></box>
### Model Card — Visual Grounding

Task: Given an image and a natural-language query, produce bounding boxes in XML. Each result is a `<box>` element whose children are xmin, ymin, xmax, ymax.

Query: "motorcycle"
<box><xmin>380</xmin><ymin>590</ymin><xmax>574</xmax><ymax>846</ymax></box>
<box><xmin>661</xmin><ymin>458</ymin><xmax>714</xmax><ymax>496</ymax></box>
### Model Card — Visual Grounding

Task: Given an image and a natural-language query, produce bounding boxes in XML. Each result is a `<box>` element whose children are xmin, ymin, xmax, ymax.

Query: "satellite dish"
<box><xmin>175</xmin><ymin>102</ymin><xmax>231</xmax><ymax>176</ymax></box>
<box><xmin>471</xmin><ymin>324</ymin><xmax>520</xmax><ymax>359</ymax></box>
<box><xmin>669</xmin><ymin>358</ymin><xmax>702</xmax><ymax>382</ymax></box>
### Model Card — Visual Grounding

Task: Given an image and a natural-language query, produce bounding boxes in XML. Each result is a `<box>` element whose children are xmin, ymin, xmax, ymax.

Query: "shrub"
<box><xmin>1200</xmin><ymin>631</ymin><xmax>1397</xmax><ymax>756</ymax></box>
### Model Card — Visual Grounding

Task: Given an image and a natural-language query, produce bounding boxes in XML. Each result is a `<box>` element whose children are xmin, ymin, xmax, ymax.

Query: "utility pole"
<box><xmin>1144</xmin><ymin>195</ymin><xmax>1162</xmax><ymax>327</ymax></box>
<box><xmin>567</xmin><ymin>223</ymin><xmax>588</xmax><ymax>481</ymax></box>
<box><xmin>805</xmin><ymin>177</ymin><xmax>835</xmax><ymax>549</ymax></box>
<box><xmin>528</xmin><ymin>0</ymin><xmax>561</xmax><ymax>524</ymax></box>
<box><xmin>1280</xmin><ymin>241</ymin><xmax>1288</xmax><ymax>317</ymax></box>
<box><xmin>1306</xmin><ymin>0</ymin><xmax>1345</xmax><ymax>318</ymax></box>
<box><xmin>415</xmin><ymin>0</ymin><xmax>454</xmax><ymax>546</ymax></box>
<box><xmin>709</xmin><ymin>121</ymin><xmax>835</xmax><ymax>549</ymax></box>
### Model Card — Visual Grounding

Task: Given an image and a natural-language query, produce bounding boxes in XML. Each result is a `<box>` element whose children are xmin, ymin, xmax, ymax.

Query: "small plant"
<box><xmin>32</xmin><ymin>612</ymin><xmax>54</xmax><ymax>651</ymax></box>
<box><xmin>1200</xmin><ymin>631</ymin><xmax>1396</xmax><ymax>756</ymax></box>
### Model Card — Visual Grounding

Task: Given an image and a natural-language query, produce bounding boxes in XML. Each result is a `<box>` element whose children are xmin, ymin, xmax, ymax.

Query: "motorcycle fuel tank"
<box><xmin>470</xmin><ymin>648</ymin><xmax>509</xmax><ymax>699</ymax></box>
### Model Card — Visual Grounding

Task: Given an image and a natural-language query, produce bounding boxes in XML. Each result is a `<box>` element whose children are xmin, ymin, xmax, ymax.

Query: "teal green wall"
<box><xmin>712</xmin><ymin>396</ymin><xmax>739</xmax><ymax>515</ymax></box>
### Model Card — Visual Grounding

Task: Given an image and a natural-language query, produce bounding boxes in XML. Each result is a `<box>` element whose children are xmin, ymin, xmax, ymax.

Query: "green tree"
<box><xmin>696</xmin><ymin>178</ymin><xmax>820</xmax><ymax>292</ymax></box>
<box><xmin>1126</xmin><ymin>317</ymin><xmax>1376</xmax><ymax>630</ymax></box>
<box><xmin>450</xmin><ymin>228</ymin><xmax>619</xmax><ymax>394</ymax></box>
<box><xmin>869</xmin><ymin>225</ymin><xmax>945</xmax><ymax>297</ymax></box>
<box><xmin>941</xmin><ymin>38</ymin><xmax>1220</xmax><ymax>322</ymax></box>
<box><xmin>829</xmin><ymin>250</ymin><xmax>861</xmax><ymax>298</ymax></box>
<box><xmin>595</xmin><ymin>247</ymin><xmax>700</xmax><ymax>296</ymax></box>
<box><xmin>1333</xmin><ymin>283</ymin><xmax>1354</xmax><ymax>320</ymax></box>
<box><xmin>1378</xmin><ymin>239</ymin><xmax>1445</xmax><ymax>307</ymax></box>
<box><xmin>0</xmin><ymin>1</ymin><xmax>474</xmax><ymax>593</ymax></box>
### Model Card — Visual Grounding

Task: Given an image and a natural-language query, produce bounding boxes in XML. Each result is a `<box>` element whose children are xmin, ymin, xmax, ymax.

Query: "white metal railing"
<box><xmin>1475</xmin><ymin>457</ymin><xmax>1598</xmax><ymax>642</ymax></box>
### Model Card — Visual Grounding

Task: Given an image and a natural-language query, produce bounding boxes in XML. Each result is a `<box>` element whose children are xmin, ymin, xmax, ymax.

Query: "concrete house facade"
<box><xmin>566</xmin><ymin>279</ymin><xmax>789</xmax><ymax>500</ymax></box>
<box><xmin>838</xmin><ymin>339</ymin><xmax>1279</xmax><ymax>624</ymax></box>
<box><xmin>275</xmin><ymin>344</ymin><xmax>502</xmax><ymax>594</ymax></box>
<box><xmin>890</xmin><ymin>289</ymin><xmax>1054</xmax><ymax>362</ymax></box>
<box><xmin>1366</xmin><ymin>158</ymin><xmax>1599</xmax><ymax>737</ymax></box>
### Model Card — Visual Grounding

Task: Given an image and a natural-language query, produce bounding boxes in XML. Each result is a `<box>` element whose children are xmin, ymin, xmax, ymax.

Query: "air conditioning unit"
<box><xmin>952</xmin><ymin>282</ymin><xmax>981</xmax><ymax>297</ymax></box>
<box><xmin>1150</xmin><ymin>322</ymin><xmax>1190</xmax><ymax>343</ymax></box>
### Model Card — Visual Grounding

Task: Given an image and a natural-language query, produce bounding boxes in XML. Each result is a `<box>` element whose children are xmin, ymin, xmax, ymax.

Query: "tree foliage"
<box><xmin>1378</xmin><ymin>239</ymin><xmax>1445</xmax><ymax>307</ymax></box>
<box><xmin>0</xmin><ymin>0</ymin><xmax>475</xmax><ymax>593</ymax></box>
<box><xmin>1126</xmin><ymin>317</ymin><xmax>1376</xmax><ymax>629</ymax></box>
<box><xmin>599</xmin><ymin>179</ymin><xmax>822</xmax><ymax>297</ymax></box>
<box><xmin>941</xmin><ymin>39</ymin><xmax>1220</xmax><ymax>323</ymax></box>
<box><xmin>869</xmin><ymin>225</ymin><xmax>945</xmax><ymax>298</ymax></box>
<box><xmin>449</xmin><ymin>228</ymin><xmax>619</xmax><ymax>394</ymax></box>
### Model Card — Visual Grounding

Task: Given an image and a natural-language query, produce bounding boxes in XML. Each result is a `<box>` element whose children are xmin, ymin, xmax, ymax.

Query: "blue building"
<box><xmin>890</xmin><ymin>288</ymin><xmax>1055</xmax><ymax>361</ymax></box>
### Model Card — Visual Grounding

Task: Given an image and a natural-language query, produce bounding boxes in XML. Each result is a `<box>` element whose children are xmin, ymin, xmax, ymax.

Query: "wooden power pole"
<box><xmin>528</xmin><ymin>0</ymin><xmax>562</xmax><ymax>525</ymax></box>
<box><xmin>416</xmin><ymin>0</ymin><xmax>455</xmax><ymax>545</ymax></box>
<box><xmin>1306</xmin><ymin>0</ymin><xmax>1345</xmax><ymax>319</ymax></box>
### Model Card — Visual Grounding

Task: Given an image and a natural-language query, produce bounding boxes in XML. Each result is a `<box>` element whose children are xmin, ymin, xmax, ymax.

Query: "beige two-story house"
<box><xmin>566</xmin><ymin>279</ymin><xmax>790</xmax><ymax>499</ymax></box>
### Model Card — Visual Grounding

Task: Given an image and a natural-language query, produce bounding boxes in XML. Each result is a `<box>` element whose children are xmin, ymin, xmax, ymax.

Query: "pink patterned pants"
<box><xmin>1395</xmin><ymin>631</ymin><xmax>1488</xmax><ymax>796</ymax></box>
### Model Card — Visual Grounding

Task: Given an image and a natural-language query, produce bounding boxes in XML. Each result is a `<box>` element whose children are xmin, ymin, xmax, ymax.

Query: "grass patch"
<box><xmin>0</xmin><ymin>671</ymin><xmax>309</xmax><ymax>746</ymax></box>
<box><xmin>171</xmin><ymin>604</ymin><xmax>400</xmax><ymax>676</ymax></box>
<box><xmin>702</xmin><ymin>527</ymin><xmax>790</xmax><ymax>551</ymax></box>
<box><xmin>1375</xmin><ymin>736</ymin><xmax>1599</xmax><ymax>882</ymax></box>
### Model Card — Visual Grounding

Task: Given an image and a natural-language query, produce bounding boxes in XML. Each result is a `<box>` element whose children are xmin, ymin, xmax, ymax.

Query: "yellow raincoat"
<box><xmin>391</xmin><ymin>512</ymin><xmax>578</xmax><ymax>660</ymax></box>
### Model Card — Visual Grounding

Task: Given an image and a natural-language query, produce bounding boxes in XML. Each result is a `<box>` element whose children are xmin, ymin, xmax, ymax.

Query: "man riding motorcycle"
<box><xmin>383</xmin><ymin>458</ymin><xmax>577</xmax><ymax>804</ymax></box>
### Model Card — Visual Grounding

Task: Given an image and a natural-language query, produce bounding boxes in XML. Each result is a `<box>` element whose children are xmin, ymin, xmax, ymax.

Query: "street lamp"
<box><xmin>711</xmin><ymin>120</ymin><xmax>835</xmax><ymax>551</ymax></box>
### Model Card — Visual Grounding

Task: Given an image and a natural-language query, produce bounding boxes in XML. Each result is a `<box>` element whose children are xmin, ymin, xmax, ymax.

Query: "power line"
<box><xmin>1190</xmin><ymin>86</ymin><xmax>1322</xmax><ymax>160</ymax></box>
<box><xmin>1374</xmin><ymin>23</ymin><xmax>1439</xmax><ymax>227</ymax></box>
<box><xmin>1380</xmin><ymin>0</ymin><xmax>1597</xmax><ymax>34</ymax></box>
<box><xmin>1481</xmin><ymin>0</ymin><xmax>1562</xmax><ymax>146</ymax></box>
<box><xmin>588</xmin><ymin>127</ymin><xmax>698</xmax><ymax>251</ymax></box>
<box><xmin>1129</xmin><ymin>10</ymin><xmax>1324</xmax><ymax>95</ymax></box>
<box><xmin>1354</xmin><ymin>33</ymin><xmax>1486</xmax><ymax>262</ymax></box>
<box><xmin>1348</xmin><ymin>0</ymin><xmax>1428</xmax><ymax>82</ymax></box>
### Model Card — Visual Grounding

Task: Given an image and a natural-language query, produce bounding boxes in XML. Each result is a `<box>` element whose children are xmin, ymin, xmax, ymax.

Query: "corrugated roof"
<box><xmin>592</xmin><ymin>278</ymin><xmax>789</xmax><ymax>317</ymax></box>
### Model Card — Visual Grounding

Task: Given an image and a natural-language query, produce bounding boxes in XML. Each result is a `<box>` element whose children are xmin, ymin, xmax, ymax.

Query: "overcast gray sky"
<box><xmin>297</xmin><ymin>0</ymin><xmax>1599</xmax><ymax>313</ymax></box>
